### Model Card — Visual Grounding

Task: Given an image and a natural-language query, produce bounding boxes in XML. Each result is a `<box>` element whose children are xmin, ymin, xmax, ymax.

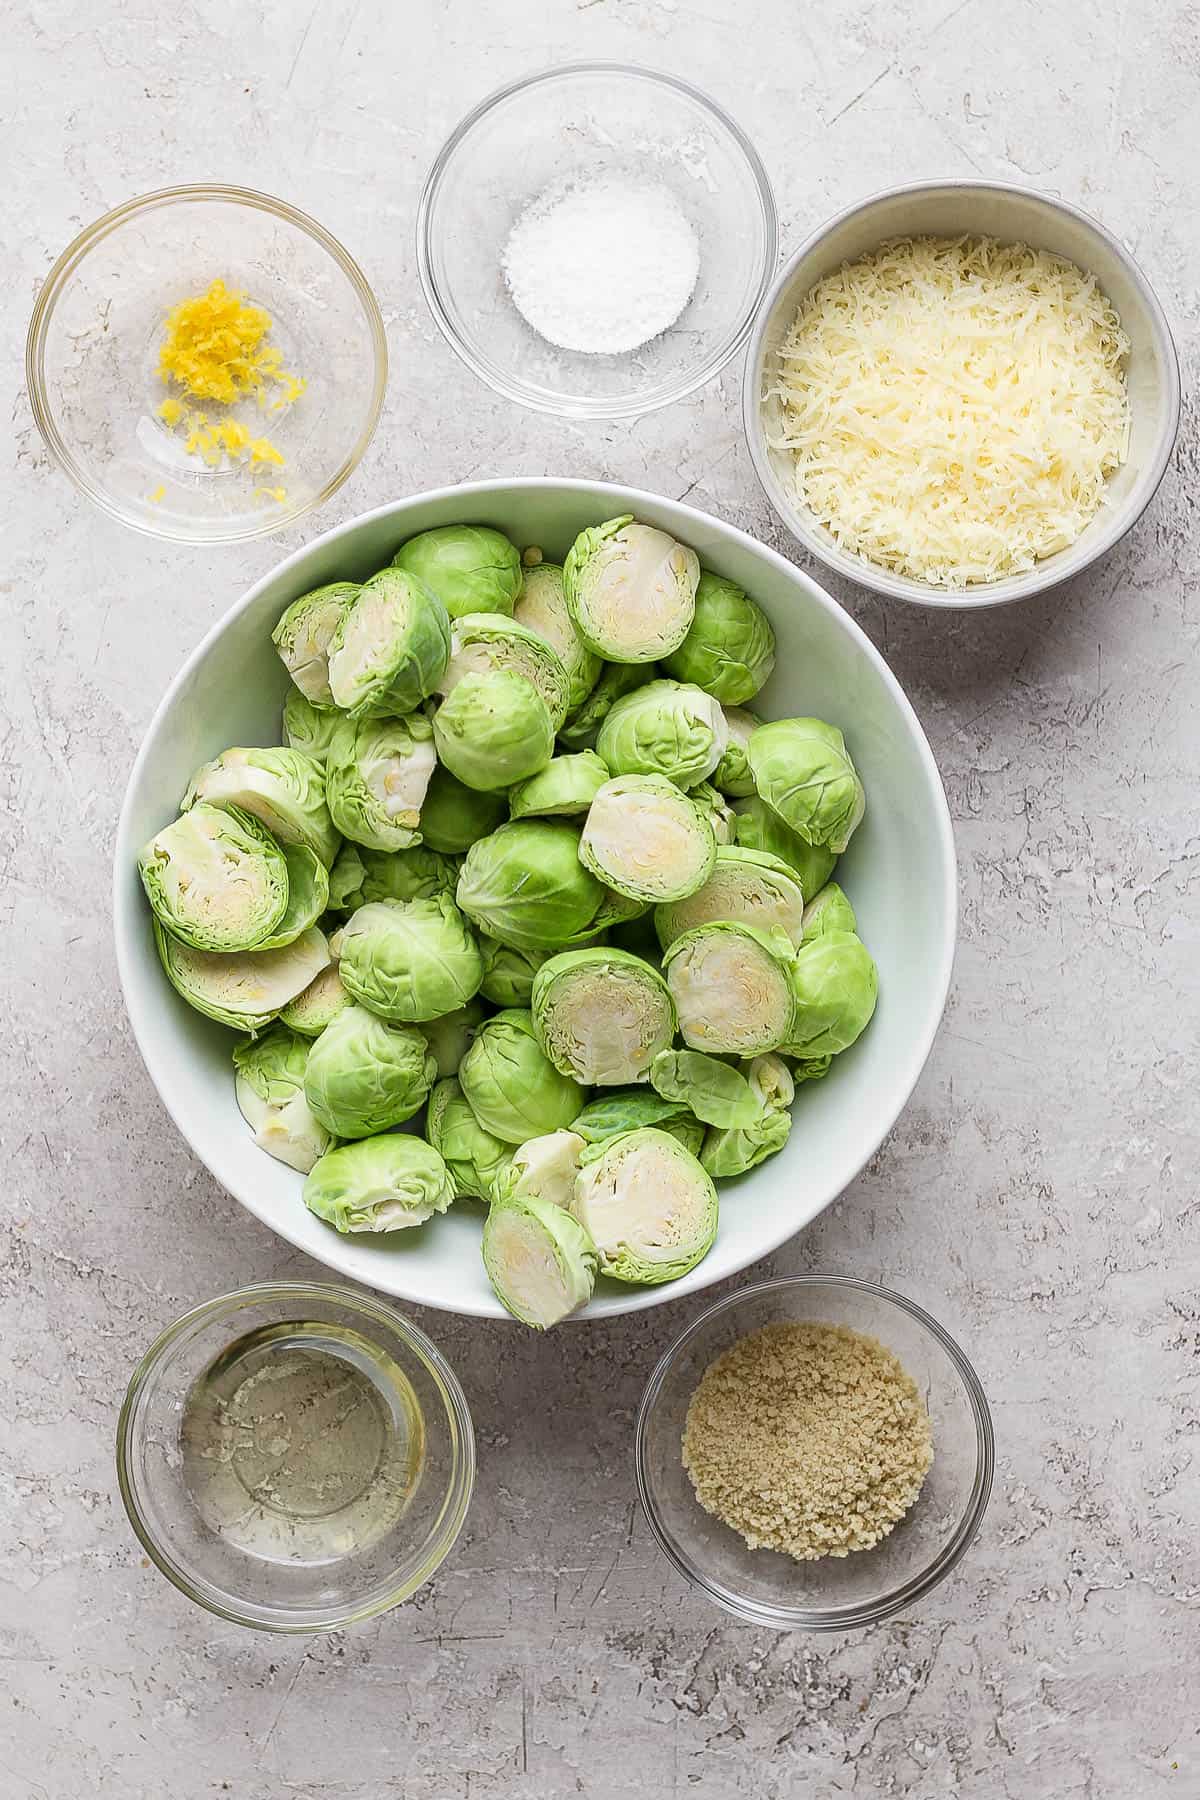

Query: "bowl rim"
<box><xmin>25</xmin><ymin>182</ymin><xmax>389</xmax><ymax>546</ymax></box>
<box><xmin>416</xmin><ymin>61</ymin><xmax>779</xmax><ymax>419</ymax></box>
<box><xmin>115</xmin><ymin>1279</ymin><xmax>476</xmax><ymax>1632</ymax></box>
<box><xmin>634</xmin><ymin>1272</ymin><xmax>995</xmax><ymax>1630</ymax></box>
<box><xmin>742</xmin><ymin>176</ymin><xmax>1183</xmax><ymax>609</ymax></box>
<box><xmin>112</xmin><ymin>476</ymin><xmax>957</xmax><ymax>1320</ymax></box>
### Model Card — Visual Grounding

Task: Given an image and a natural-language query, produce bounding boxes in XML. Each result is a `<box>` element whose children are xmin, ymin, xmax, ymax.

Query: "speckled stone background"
<box><xmin>4</xmin><ymin>2</ymin><xmax>1198</xmax><ymax>1795</ymax></box>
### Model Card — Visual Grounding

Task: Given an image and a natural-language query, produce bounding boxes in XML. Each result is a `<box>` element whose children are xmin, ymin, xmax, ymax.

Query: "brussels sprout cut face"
<box><xmin>563</xmin><ymin>516</ymin><xmax>699</xmax><ymax>662</ymax></box>
<box><xmin>326</xmin><ymin>713</ymin><xmax>436</xmax><ymax>853</ymax></box>
<box><xmin>732</xmin><ymin>795</ymin><xmax>837</xmax><ymax>899</ymax></box>
<box><xmin>572</xmin><ymin>1129</ymin><xmax>718</xmax><ymax>1285</ymax></box>
<box><xmin>596</xmin><ymin>679</ymin><xmax>728</xmax><ymax>791</ymax></box>
<box><xmin>419</xmin><ymin>766</ymin><xmax>507</xmax><ymax>855</ymax></box>
<box><xmin>497</xmin><ymin>1129</ymin><xmax>586</xmax><ymax>1213</ymax></box>
<box><xmin>138</xmin><ymin>804</ymin><xmax>289</xmax><ymax>953</ymax></box>
<box><xmin>392</xmin><ymin>524</ymin><xmax>522</xmax><ymax>621</ymax></box>
<box><xmin>279</xmin><ymin>960</ymin><xmax>350</xmax><ymax>1036</ymax></box>
<box><xmin>184</xmin><ymin>746</ymin><xmax>339</xmax><ymax>869</ymax></box>
<box><xmin>327</xmin><ymin>568</ymin><xmax>451</xmax><ymax>718</ymax></box>
<box><xmin>303</xmin><ymin>1004</ymin><xmax>437</xmax><ymax>1138</ymax></box>
<box><xmin>304</xmin><ymin>1135</ymin><xmax>456</xmax><ymax>1234</ymax></box>
<box><xmin>531</xmin><ymin>948</ymin><xmax>676</xmax><ymax>1085</ymax></box>
<box><xmin>663</xmin><ymin>921</ymin><xmax>797</xmax><ymax>1054</ymax></box>
<box><xmin>337</xmin><ymin>896</ymin><xmax>483</xmax><ymax>1023</ymax></box>
<box><xmin>662</xmin><ymin>571</ymin><xmax>776</xmax><ymax>704</ymax></box>
<box><xmin>427</xmin><ymin>1077</ymin><xmax>514</xmax><ymax>1201</ymax></box>
<box><xmin>233</xmin><ymin>1027</ymin><xmax>331</xmax><ymax>1173</ymax></box>
<box><xmin>457</xmin><ymin>821</ymin><xmax>605</xmax><ymax>951</ymax></box>
<box><xmin>154</xmin><ymin>922</ymin><xmax>331</xmax><ymax>1034</ymax></box>
<box><xmin>509</xmin><ymin>752</ymin><xmax>610</xmax><ymax>821</ymax></box>
<box><xmin>437</xmin><ymin>614</ymin><xmax>570</xmax><ymax>730</ymax></box>
<box><xmin>432</xmin><ymin>668</ymin><xmax>555</xmax><ymax>792</ymax></box>
<box><xmin>271</xmin><ymin>581</ymin><xmax>360</xmax><ymax>707</ymax></box>
<box><xmin>712</xmin><ymin>706</ymin><xmax>762</xmax><ymax>798</ymax></box>
<box><xmin>655</xmin><ymin>846</ymin><xmax>808</xmax><ymax>952</ymax></box>
<box><xmin>781</xmin><ymin>931</ymin><xmax>878</xmax><ymax>1058</ymax></box>
<box><xmin>512</xmin><ymin>563</ymin><xmax>602</xmax><ymax>712</ymax></box>
<box><xmin>747</xmin><ymin>718</ymin><xmax>866</xmax><ymax>854</ymax></box>
<box><xmin>482</xmin><ymin>1190</ymin><xmax>597</xmax><ymax>1328</ymax></box>
<box><xmin>458</xmin><ymin>1009</ymin><xmax>585</xmax><ymax>1144</ymax></box>
<box><xmin>579</xmin><ymin>775</ymin><xmax>716</xmax><ymax>905</ymax></box>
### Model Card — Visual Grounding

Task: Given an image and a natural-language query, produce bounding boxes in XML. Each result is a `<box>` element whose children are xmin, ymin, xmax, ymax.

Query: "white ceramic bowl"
<box><xmin>743</xmin><ymin>180</ymin><xmax>1181</xmax><ymax>608</ymax></box>
<box><xmin>114</xmin><ymin>479</ymin><xmax>956</xmax><ymax>1319</ymax></box>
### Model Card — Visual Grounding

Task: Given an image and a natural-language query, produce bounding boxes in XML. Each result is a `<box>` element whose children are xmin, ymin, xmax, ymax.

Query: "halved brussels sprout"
<box><xmin>153</xmin><ymin>921</ymin><xmax>331</xmax><ymax>1034</ymax></box>
<box><xmin>327</xmin><ymin>842</ymin><xmax>459</xmax><ymax>913</ymax></box>
<box><xmin>458</xmin><ymin>1008</ymin><xmax>585</xmax><ymax>1144</ymax></box>
<box><xmin>572</xmin><ymin>1088</ymin><xmax>698</xmax><ymax>1143</ymax></box>
<box><xmin>478</xmin><ymin>936</ymin><xmax>552</xmax><ymax>1007</ymax></box>
<box><xmin>700</xmin><ymin>1053</ymin><xmax>795</xmax><ymax>1178</ymax></box>
<box><xmin>427</xmin><ymin>1077</ymin><xmax>514</xmax><ymax>1201</ymax></box>
<box><xmin>337</xmin><ymin>896</ymin><xmax>482</xmax><ymax>1022</ymax></box>
<box><xmin>271</xmin><ymin>581</ymin><xmax>359</xmax><ymax>706</ymax></box>
<box><xmin>571</xmin><ymin>1128</ymin><xmax>717</xmax><ymax>1285</ymax></box>
<box><xmin>780</xmin><ymin>930</ymin><xmax>878</xmax><ymax>1058</ymax></box>
<box><xmin>419</xmin><ymin>765</ymin><xmax>507</xmax><ymax>854</ymax></box>
<box><xmin>436</xmin><ymin>614</ymin><xmax>570</xmax><ymax>730</ymax></box>
<box><xmin>432</xmin><ymin>669</ymin><xmax>555</xmax><ymax>792</ymax></box>
<box><xmin>482</xmin><ymin>1189</ymin><xmax>597</xmax><ymax>1328</ymax></box>
<box><xmin>233</xmin><ymin>1026</ymin><xmax>331</xmax><ymax>1172</ymax></box>
<box><xmin>495</xmin><ymin>1129</ymin><xmax>587</xmax><ymax>1212</ymax></box>
<box><xmin>509</xmin><ymin>752</ymin><xmax>610</xmax><ymax>821</ymax></box>
<box><xmin>283</xmin><ymin>688</ymin><xmax>343</xmax><ymax>766</ymax></box>
<box><xmin>139</xmin><ymin>804</ymin><xmax>289</xmax><ymax>953</ymax></box>
<box><xmin>255</xmin><ymin>841</ymin><xmax>330</xmax><ymax>950</ymax></box>
<box><xmin>325</xmin><ymin>713</ymin><xmax>436</xmax><ymax>853</ymax></box>
<box><xmin>563</xmin><ymin>516</ymin><xmax>699</xmax><ymax>662</ymax></box>
<box><xmin>392</xmin><ymin>524</ymin><xmax>522</xmax><ymax>621</ymax></box>
<box><xmin>557</xmin><ymin>660</ymin><xmax>659</xmax><ymax>752</ymax></box>
<box><xmin>327</xmin><ymin>567</ymin><xmax>451</xmax><ymax>717</ymax></box>
<box><xmin>732</xmin><ymin>795</ymin><xmax>837</xmax><ymax>899</ymax></box>
<box><xmin>279</xmin><ymin>959</ymin><xmax>351</xmax><ymax>1036</ymax></box>
<box><xmin>579</xmin><ymin>775</ymin><xmax>716</xmax><ymax>905</ymax></box>
<box><xmin>421</xmin><ymin>998</ymin><xmax>487</xmax><ymax>1079</ymax></box>
<box><xmin>512</xmin><ymin>562</ymin><xmax>602</xmax><ymax>711</ymax></box>
<box><xmin>304</xmin><ymin>1134</ymin><xmax>455</xmax><ymax>1234</ymax></box>
<box><xmin>689</xmin><ymin>780</ymin><xmax>737</xmax><ymax>845</ymax></box>
<box><xmin>654</xmin><ymin>847</ymin><xmax>807</xmax><ymax>952</ymax></box>
<box><xmin>596</xmin><ymin>679</ymin><xmax>728</xmax><ymax>790</ymax></box>
<box><xmin>711</xmin><ymin>706</ymin><xmax>762</xmax><ymax>797</ymax></box>
<box><xmin>648</xmin><ymin>1048</ymin><xmax>760</xmax><ymax>1128</ymax></box>
<box><xmin>531</xmin><ymin>948</ymin><xmax>675</xmax><ymax>1086</ymax></box>
<box><xmin>457</xmin><ymin>821</ymin><xmax>605</xmax><ymax>950</ymax></box>
<box><xmin>662</xmin><ymin>921</ymin><xmax>796</xmax><ymax>1054</ymax></box>
<box><xmin>747</xmin><ymin>718</ymin><xmax>865</xmax><ymax>853</ymax></box>
<box><xmin>802</xmin><ymin>882</ymin><xmax>858</xmax><ymax>941</ymax></box>
<box><xmin>303</xmin><ymin>1003</ymin><xmax>436</xmax><ymax>1138</ymax></box>
<box><xmin>662</xmin><ymin>571</ymin><xmax>776</xmax><ymax>703</ymax></box>
<box><xmin>183</xmin><ymin>746</ymin><xmax>339</xmax><ymax>869</ymax></box>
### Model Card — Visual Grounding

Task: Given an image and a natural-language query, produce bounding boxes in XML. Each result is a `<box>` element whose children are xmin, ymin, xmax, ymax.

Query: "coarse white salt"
<box><xmin>501</xmin><ymin>174</ymin><xmax>701</xmax><ymax>357</ymax></box>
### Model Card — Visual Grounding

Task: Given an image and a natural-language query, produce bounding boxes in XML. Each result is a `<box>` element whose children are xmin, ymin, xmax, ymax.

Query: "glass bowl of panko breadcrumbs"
<box><xmin>27</xmin><ymin>185</ymin><xmax>386</xmax><ymax>543</ymax></box>
<box><xmin>636</xmin><ymin>1276</ymin><xmax>993</xmax><ymax>1630</ymax></box>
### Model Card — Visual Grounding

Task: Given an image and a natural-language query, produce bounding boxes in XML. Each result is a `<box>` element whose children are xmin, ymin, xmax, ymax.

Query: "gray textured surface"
<box><xmin>4</xmin><ymin>2</ymin><xmax>1198</xmax><ymax>1795</ymax></box>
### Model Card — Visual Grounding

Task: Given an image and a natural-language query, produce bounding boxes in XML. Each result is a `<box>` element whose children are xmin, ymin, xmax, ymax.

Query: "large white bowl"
<box><xmin>114</xmin><ymin>479</ymin><xmax>956</xmax><ymax>1319</ymax></box>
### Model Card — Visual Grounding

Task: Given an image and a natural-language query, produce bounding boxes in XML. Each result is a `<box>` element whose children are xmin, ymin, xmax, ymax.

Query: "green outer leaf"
<box><xmin>558</xmin><ymin>659</ymin><xmax>658</xmax><ymax>751</ymax></box>
<box><xmin>392</xmin><ymin>524</ymin><xmax>522</xmax><ymax>621</ymax></box>
<box><xmin>747</xmin><ymin>718</ymin><xmax>865</xmax><ymax>853</ymax></box>
<box><xmin>183</xmin><ymin>745</ymin><xmax>340</xmax><ymax>869</ymax></box>
<box><xmin>699</xmin><ymin>1053</ymin><xmax>795</xmax><ymax>1178</ymax></box>
<box><xmin>138</xmin><ymin>803</ymin><xmax>289</xmax><ymax>953</ymax></box>
<box><xmin>661</xmin><ymin>571</ymin><xmax>776</xmax><ymax>704</ymax></box>
<box><xmin>531</xmin><ymin>947</ymin><xmax>675</xmax><ymax>1085</ymax></box>
<box><xmin>512</xmin><ymin>562</ymin><xmax>602</xmax><ymax>712</ymax></box>
<box><xmin>419</xmin><ymin>765</ymin><xmax>507</xmax><ymax>854</ymax></box>
<box><xmin>421</xmin><ymin>998</ymin><xmax>486</xmax><ymax>1079</ymax></box>
<box><xmin>438</xmin><ymin>613</ymin><xmax>571</xmax><ymax>730</ymax></box>
<box><xmin>303</xmin><ymin>1003</ymin><xmax>437</xmax><ymax>1138</ymax></box>
<box><xmin>327</xmin><ymin>843</ymin><xmax>459</xmax><ymax>913</ymax></box>
<box><xmin>271</xmin><ymin>581</ymin><xmax>359</xmax><ymax>706</ymax></box>
<box><xmin>711</xmin><ymin>706</ymin><xmax>762</xmax><ymax>798</ymax></box>
<box><xmin>282</xmin><ymin>688</ymin><xmax>343</xmax><ymax>766</ymax></box>
<box><xmin>304</xmin><ymin>1135</ymin><xmax>455</xmax><ymax>1234</ymax></box>
<box><xmin>255</xmin><ymin>841</ymin><xmax>330</xmax><ymax>949</ymax></box>
<box><xmin>327</xmin><ymin>567</ymin><xmax>451</xmax><ymax>718</ymax></box>
<box><xmin>325</xmin><ymin>712</ymin><xmax>436</xmax><ymax>853</ymax></box>
<box><xmin>153</xmin><ymin>920</ymin><xmax>330</xmax><ymax>1034</ymax></box>
<box><xmin>482</xmin><ymin>1188</ymin><xmax>597</xmax><ymax>1327</ymax></box>
<box><xmin>478</xmin><ymin>937</ymin><xmax>552</xmax><ymax>1007</ymax></box>
<box><xmin>233</xmin><ymin>1026</ymin><xmax>331</xmax><ymax>1173</ymax></box>
<box><xmin>337</xmin><ymin>895</ymin><xmax>483</xmax><ymax>1023</ymax></box>
<box><xmin>801</xmin><ymin>881</ymin><xmax>858</xmax><ymax>941</ymax></box>
<box><xmin>509</xmin><ymin>752</ymin><xmax>610</xmax><ymax>821</ymax></box>
<box><xmin>732</xmin><ymin>795</ymin><xmax>837</xmax><ymax>899</ymax></box>
<box><xmin>648</xmin><ymin>1049</ymin><xmax>760</xmax><ymax>1128</ymax></box>
<box><xmin>572</xmin><ymin>1088</ymin><xmax>693</xmax><ymax>1142</ymax></box>
<box><xmin>427</xmin><ymin>1076</ymin><xmax>514</xmax><ymax>1201</ymax></box>
<box><xmin>779</xmin><ymin>930</ymin><xmax>879</xmax><ymax>1058</ymax></box>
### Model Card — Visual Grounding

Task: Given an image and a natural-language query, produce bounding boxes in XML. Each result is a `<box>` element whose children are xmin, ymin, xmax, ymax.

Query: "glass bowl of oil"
<box><xmin>117</xmin><ymin>1283</ymin><xmax>474</xmax><ymax>1631</ymax></box>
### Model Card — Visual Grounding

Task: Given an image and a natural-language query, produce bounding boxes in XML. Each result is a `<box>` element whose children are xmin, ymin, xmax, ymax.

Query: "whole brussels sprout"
<box><xmin>482</xmin><ymin>1188</ymin><xmax>597</xmax><ymax>1328</ymax></box>
<box><xmin>648</xmin><ymin>1048</ymin><xmax>760</xmax><ymax>1128</ymax></box>
<box><xmin>432</xmin><ymin>669</ymin><xmax>555</xmax><ymax>792</ymax></box>
<box><xmin>495</xmin><ymin>1129</ymin><xmax>587</xmax><ymax>1213</ymax></box>
<box><xmin>421</xmin><ymin>997</ymin><xmax>487</xmax><ymax>1079</ymax></box>
<box><xmin>571</xmin><ymin>1128</ymin><xmax>717</xmax><ymax>1285</ymax></box>
<box><xmin>802</xmin><ymin>881</ymin><xmax>858</xmax><ymax>941</ymax></box>
<box><xmin>689</xmin><ymin>780</ymin><xmax>737</xmax><ymax>846</ymax></box>
<box><xmin>700</xmin><ymin>1053</ymin><xmax>795</xmax><ymax>1178</ymax></box>
<box><xmin>662</xmin><ymin>571</ymin><xmax>776</xmax><ymax>703</ymax></box>
<box><xmin>596</xmin><ymin>679</ymin><xmax>728</xmax><ymax>791</ymax></box>
<box><xmin>392</xmin><ymin>524</ymin><xmax>522</xmax><ymax>621</ymax></box>
<box><xmin>711</xmin><ymin>705</ymin><xmax>762</xmax><ymax>798</ymax></box>
<box><xmin>303</xmin><ymin>1003</ymin><xmax>436</xmax><ymax>1137</ymax></box>
<box><xmin>153</xmin><ymin>921</ymin><xmax>331</xmax><ymax>1034</ymax></box>
<box><xmin>457</xmin><ymin>821</ymin><xmax>605</xmax><ymax>951</ymax></box>
<box><xmin>458</xmin><ymin>1009</ymin><xmax>585</xmax><ymax>1144</ymax></box>
<box><xmin>327</xmin><ymin>567</ymin><xmax>451</xmax><ymax>718</ymax></box>
<box><xmin>233</xmin><ymin>1026</ymin><xmax>332</xmax><ymax>1172</ymax></box>
<box><xmin>662</xmin><ymin>920</ymin><xmax>797</xmax><ymax>1055</ymax></box>
<box><xmin>283</xmin><ymin>688</ymin><xmax>343</xmax><ymax>766</ymax></box>
<box><xmin>436</xmin><ymin>614</ymin><xmax>570</xmax><ymax>730</ymax></box>
<box><xmin>279</xmin><ymin>959</ymin><xmax>351</xmax><ymax>1036</ymax></box>
<box><xmin>304</xmin><ymin>1134</ymin><xmax>455</xmax><ymax>1234</ymax></box>
<box><xmin>579</xmin><ymin>775</ymin><xmax>716</xmax><ymax>905</ymax></box>
<box><xmin>509</xmin><ymin>752</ymin><xmax>610</xmax><ymax>821</ymax></box>
<box><xmin>780</xmin><ymin>930</ymin><xmax>878</xmax><ymax>1058</ymax></box>
<box><xmin>271</xmin><ymin>580</ymin><xmax>359</xmax><ymax>707</ymax></box>
<box><xmin>138</xmin><ymin>803</ymin><xmax>289</xmax><ymax>953</ymax></box>
<box><xmin>327</xmin><ymin>842</ymin><xmax>460</xmax><ymax>913</ymax></box>
<box><xmin>325</xmin><ymin>712</ymin><xmax>436</xmax><ymax>853</ymax></box>
<box><xmin>747</xmin><ymin>718</ymin><xmax>865</xmax><ymax>853</ymax></box>
<box><xmin>419</xmin><ymin>765</ymin><xmax>507</xmax><ymax>854</ymax></box>
<box><xmin>557</xmin><ymin>660</ymin><xmax>659</xmax><ymax>752</ymax></box>
<box><xmin>427</xmin><ymin>1077</ymin><xmax>514</xmax><ymax>1201</ymax></box>
<box><xmin>531</xmin><ymin>948</ymin><xmax>676</xmax><ymax>1085</ymax></box>
<box><xmin>478</xmin><ymin>936</ymin><xmax>552</xmax><ymax>1007</ymax></box>
<box><xmin>183</xmin><ymin>745</ymin><xmax>339</xmax><ymax>868</ymax></box>
<box><xmin>732</xmin><ymin>795</ymin><xmax>837</xmax><ymax>900</ymax></box>
<box><xmin>337</xmin><ymin>896</ymin><xmax>483</xmax><ymax>1022</ymax></box>
<box><xmin>654</xmin><ymin>847</ymin><xmax>807</xmax><ymax>952</ymax></box>
<box><xmin>512</xmin><ymin>563</ymin><xmax>602</xmax><ymax>712</ymax></box>
<box><xmin>255</xmin><ymin>841</ymin><xmax>330</xmax><ymax>950</ymax></box>
<box><xmin>563</xmin><ymin>516</ymin><xmax>699</xmax><ymax>662</ymax></box>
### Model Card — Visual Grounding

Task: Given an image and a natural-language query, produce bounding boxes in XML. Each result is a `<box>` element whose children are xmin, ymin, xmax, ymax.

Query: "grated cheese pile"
<box><xmin>768</xmin><ymin>236</ymin><xmax>1131</xmax><ymax>587</ymax></box>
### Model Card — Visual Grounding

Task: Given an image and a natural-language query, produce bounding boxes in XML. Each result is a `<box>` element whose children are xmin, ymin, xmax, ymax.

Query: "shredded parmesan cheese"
<box><xmin>768</xmin><ymin>236</ymin><xmax>1131</xmax><ymax>587</ymax></box>
<box><xmin>157</xmin><ymin>278</ymin><xmax>305</xmax><ymax>473</ymax></box>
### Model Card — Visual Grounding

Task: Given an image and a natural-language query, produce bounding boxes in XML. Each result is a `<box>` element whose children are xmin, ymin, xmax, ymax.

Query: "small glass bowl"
<box><xmin>636</xmin><ymin>1276</ymin><xmax>993</xmax><ymax>1630</ymax></box>
<box><xmin>417</xmin><ymin>63</ymin><xmax>778</xmax><ymax>418</ymax></box>
<box><xmin>27</xmin><ymin>185</ymin><xmax>387</xmax><ymax>544</ymax></box>
<box><xmin>117</xmin><ymin>1283</ymin><xmax>474</xmax><ymax>1632</ymax></box>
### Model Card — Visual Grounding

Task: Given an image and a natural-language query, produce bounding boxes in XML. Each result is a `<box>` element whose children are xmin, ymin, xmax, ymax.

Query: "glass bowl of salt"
<box><xmin>417</xmin><ymin>63</ymin><xmax>777</xmax><ymax>418</ymax></box>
